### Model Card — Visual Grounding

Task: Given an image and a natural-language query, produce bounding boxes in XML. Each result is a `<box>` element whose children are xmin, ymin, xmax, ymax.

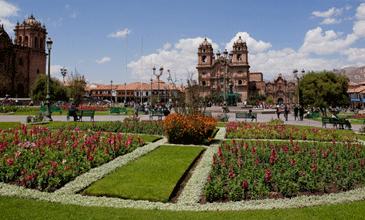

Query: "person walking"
<box><xmin>294</xmin><ymin>105</ymin><xmax>299</xmax><ymax>121</ymax></box>
<box><xmin>284</xmin><ymin>105</ymin><xmax>289</xmax><ymax>121</ymax></box>
<box><xmin>276</xmin><ymin>106</ymin><xmax>281</xmax><ymax>119</ymax></box>
<box><xmin>299</xmin><ymin>105</ymin><xmax>305</xmax><ymax>121</ymax></box>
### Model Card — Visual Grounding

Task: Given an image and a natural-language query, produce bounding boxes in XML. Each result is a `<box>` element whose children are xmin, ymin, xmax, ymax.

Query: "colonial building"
<box><xmin>265</xmin><ymin>74</ymin><xmax>297</xmax><ymax>105</ymax></box>
<box><xmin>197</xmin><ymin>37</ymin><xmax>265</xmax><ymax>102</ymax></box>
<box><xmin>86</xmin><ymin>80</ymin><xmax>183</xmax><ymax>103</ymax></box>
<box><xmin>0</xmin><ymin>15</ymin><xmax>47</xmax><ymax>97</ymax></box>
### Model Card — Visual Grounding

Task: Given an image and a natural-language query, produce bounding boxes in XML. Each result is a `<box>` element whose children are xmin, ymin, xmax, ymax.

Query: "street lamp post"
<box><xmin>110</xmin><ymin>80</ymin><xmax>113</xmax><ymax>104</ymax></box>
<box><xmin>124</xmin><ymin>82</ymin><xmax>127</xmax><ymax>105</ymax></box>
<box><xmin>150</xmin><ymin>78</ymin><xmax>153</xmax><ymax>106</ymax></box>
<box><xmin>167</xmin><ymin>70</ymin><xmax>172</xmax><ymax>104</ymax></box>
<box><xmin>46</xmin><ymin>37</ymin><xmax>53</xmax><ymax>121</ymax></box>
<box><xmin>223</xmin><ymin>49</ymin><xmax>229</xmax><ymax>106</ymax></box>
<box><xmin>293</xmin><ymin>69</ymin><xmax>305</xmax><ymax>106</ymax></box>
<box><xmin>153</xmin><ymin>66</ymin><xmax>163</xmax><ymax>104</ymax></box>
<box><xmin>60</xmin><ymin>67</ymin><xmax>67</xmax><ymax>84</ymax></box>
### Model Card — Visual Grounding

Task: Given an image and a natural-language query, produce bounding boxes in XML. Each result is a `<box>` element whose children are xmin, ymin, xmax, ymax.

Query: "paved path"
<box><xmin>0</xmin><ymin>112</ymin><xmax>361</xmax><ymax>131</ymax></box>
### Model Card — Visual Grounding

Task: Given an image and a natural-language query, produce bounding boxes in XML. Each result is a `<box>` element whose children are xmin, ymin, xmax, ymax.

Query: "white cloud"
<box><xmin>127</xmin><ymin>37</ymin><xmax>218</xmax><ymax>81</ymax></box>
<box><xmin>96</xmin><ymin>57</ymin><xmax>111</xmax><ymax>64</ymax></box>
<box><xmin>128</xmin><ymin>3</ymin><xmax>365</xmax><ymax>81</ymax></box>
<box><xmin>312</xmin><ymin>7</ymin><xmax>343</xmax><ymax>18</ymax></box>
<box><xmin>300</xmin><ymin>27</ymin><xmax>357</xmax><ymax>55</ymax></box>
<box><xmin>108</xmin><ymin>28</ymin><xmax>131</xmax><ymax>38</ymax></box>
<box><xmin>321</xmin><ymin>18</ymin><xmax>341</xmax><ymax>25</ymax></box>
<box><xmin>343</xmin><ymin>48</ymin><xmax>365</xmax><ymax>63</ymax></box>
<box><xmin>225</xmin><ymin>32</ymin><xmax>271</xmax><ymax>54</ymax></box>
<box><xmin>353</xmin><ymin>3</ymin><xmax>365</xmax><ymax>37</ymax></box>
<box><xmin>50</xmin><ymin>65</ymin><xmax>64</xmax><ymax>80</ymax></box>
<box><xmin>0</xmin><ymin>0</ymin><xmax>19</xmax><ymax>32</ymax></box>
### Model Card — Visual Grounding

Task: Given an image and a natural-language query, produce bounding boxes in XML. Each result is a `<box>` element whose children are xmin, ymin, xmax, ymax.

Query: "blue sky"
<box><xmin>1</xmin><ymin>0</ymin><xmax>365</xmax><ymax>84</ymax></box>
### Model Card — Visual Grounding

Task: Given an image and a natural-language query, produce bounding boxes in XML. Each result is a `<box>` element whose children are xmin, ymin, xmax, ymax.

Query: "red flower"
<box><xmin>251</xmin><ymin>147</ymin><xmax>256</xmax><ymax>154</ymax></box>
<box><xmin>228</xmin><ymin>166</ymin><xmax>235</xmax><ymax>178</ymax></box>
<box><xmin>218</xmin><ymin>147</ymin><xmax>222</xmax><ymax>157</ymax></box>
<box><xmin>269</xmin><ymin>149</ymin><xmax>277</xmax><ymax>165</ymax></box>
<box><xmin>310</xmin><ymin>163</ymin><xmax>317</xmax><ymax>173</ymax></box>
<box><xmin>290</xmin><ymin>159</ymin><xmax>296</xmax><ymax>166</ymax></box>
<box><xmin>6</xmin><ymin>158</ymin><xmax>14</xmax><ymax>166</ymax></box>
<box><xmin>87</xmin><ymin>155</ymin><xmax>94</xmax><ymax>161</ymax></box>
<box><xmin>360</xmin><ymin>159</ymin><xmax>365</xmax><ymax>168</ymax></box>
<box><xmin>50</xmin><ymin>161</ymin><xmax>58</xmax><ymax>168</ymax></box>
<box><xmin>242</xmin><ymin>180</ymin><xmax>249</xmax><ymax>190</ymax></box>
<box><xmin>264</xmin><ymin>169</ymin><xmax>272</xmax><ymax>183</ymax></box>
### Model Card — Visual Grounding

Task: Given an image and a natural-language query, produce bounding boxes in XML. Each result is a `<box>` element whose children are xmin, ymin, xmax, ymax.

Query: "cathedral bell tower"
<box><xmin>14</xmin><ymin>14</ymin><xmax>47</xmax><ymax>51</ymax></box>
<box><xmin>231</xmin><ymin>36</ymin><xmax>248</xmax><ymax>65</ymax></box>
<box><xmin>197</xmin><ymin>38</ymin><xmax>214</xmax><ymax>66</ymax></box>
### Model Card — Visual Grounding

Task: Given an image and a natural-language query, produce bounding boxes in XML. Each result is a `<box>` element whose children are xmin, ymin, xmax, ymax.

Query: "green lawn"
<box><xmin>0</xmin><ymin>122</ymin><xmax>21</xmax><ymax>129</ymax></box>
<box><xmin>1</xmin><ymin>196</ymin><xmax>365</xmax><ymax>220</ymax></box>
<box><xmin>310</xmin><ymin>117</ymin><xmax>364</xmax><ymax>125</ymax></box>
<box><xmin>139</xmin><ymin>134</ymin><xmax>162</xmax><ymax>143</ymax></box>
<box><xmin>83</xmin><ymin>145</ymin><xmax>205</xmax><ymax>202</ymax></box>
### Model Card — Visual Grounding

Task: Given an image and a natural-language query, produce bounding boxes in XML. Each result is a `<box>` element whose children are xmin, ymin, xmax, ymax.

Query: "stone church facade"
<box><xmin>0</xmin><ymin>15</ymin><xmax>47</xmax><ymax>97</ymax></box>
<box><xmin>265</xmin><ymin>74</ymin><xmax>297</xmax><ymax>105</ymax></box>
<box><xmin>196</xmin><ymin>37</ymin><xmax>265</xmax><ymax>102</ymax></box>
<box><xmin>197</xmin><ymin>37</ymin><xmax>296</xmax><ymax>105</ymax></box>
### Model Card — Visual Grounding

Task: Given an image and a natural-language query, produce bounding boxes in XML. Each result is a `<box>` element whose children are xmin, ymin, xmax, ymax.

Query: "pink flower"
<box><xmin>218</xmin><ymin>147</ymin><xmax>222</xmax><ymax>157</ymax></box>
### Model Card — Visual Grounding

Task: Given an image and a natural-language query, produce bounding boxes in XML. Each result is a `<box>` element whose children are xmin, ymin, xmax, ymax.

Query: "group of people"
<box><xmin>276</xmin><ymin>105</ymin><xmax>305</xmax><ymax>121</ymax></box>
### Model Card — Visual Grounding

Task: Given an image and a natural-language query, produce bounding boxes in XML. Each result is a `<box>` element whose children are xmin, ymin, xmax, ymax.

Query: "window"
<box><xmin>24</xmin><ymin>36</ymin><xmax>29</xmax><ymax>47</ymax></box>
<box><xmin>202</xmin><ymin>72</ymin><xmax>206</xmax><ymax>75</ymax></box>
<box><xmin>202</xmin><ymin>81</ymin><xmax>206</xmax><ymax>86</ymax></box>
<box><xmin>238</xmin><ymin>80</ymin><xmax>242</xmax><ymax>85</ymax></box>
<box><xmin>202</xmin><ymin>55</ymin><xmax>207</xmax><ymax>63</ymax></box>
<box><xmin>237</xmin><ymin>54</ymin><xmax>242</xmax><ymax>61</ymax></box>
<box><xmin>34</xmin><ymin>37</ymin><xmax>38</xmax><ymax>48</ymax></box>
<box><xmin>36</xmin><ymin>69</ymin><xmax>40</xmax><ymax>74</ymax></box>
<box><xmin>202</xmin><ymin>49</ymin><xmax>206</xmax><ymax>53</ymax></box>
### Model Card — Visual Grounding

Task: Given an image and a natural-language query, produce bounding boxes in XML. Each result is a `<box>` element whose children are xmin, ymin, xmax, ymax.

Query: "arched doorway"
<box><xmin>277</xmin><ymin>97</ymin><xmax>284</xmax><ymax>105</ymax></box>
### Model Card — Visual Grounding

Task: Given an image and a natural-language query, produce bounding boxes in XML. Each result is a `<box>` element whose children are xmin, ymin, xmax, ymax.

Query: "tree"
<box><xmin>299</xmin><ymin>71</ymin><xmax>350</xmax><ymax>116</ymax></box>
<box><xmin>67</xmin><ymin>74</ymin><xmax>86</xmax><ymax>105</ymax></box>
<box><xmin>31</xmin><ymin>74</ymin><xmax>68</xmax><ymax>102</ymax></box>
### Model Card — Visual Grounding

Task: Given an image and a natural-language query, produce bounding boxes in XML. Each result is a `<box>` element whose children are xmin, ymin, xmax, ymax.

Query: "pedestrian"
<box><xmin>69</xmin><ymin>102</ymin><xmax>78</xmax><ymax>121</ymax></box>
<box><xmin>284</xmin><ymin>105</ymin><xmax>289</xmax><ymax>121</ymax></box>
<box><xmin>276</xmin><ymin>106</ymin><xmax>281</xmax><ymax>119</ymax></box>
<box><xmin>294</xmin><ymin>105</ymin><xmax>299</xmax><ymax>120</ymax></box>
<box><xmin>299</xmin><ymin>105</ymin><xmax>304</xmax><ymax>121</ymax></box>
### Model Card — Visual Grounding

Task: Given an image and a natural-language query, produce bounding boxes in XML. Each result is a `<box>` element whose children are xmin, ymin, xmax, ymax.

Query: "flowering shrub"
<box><xmin>226</xmin><ymin>122</ymin><xmax>356</xmax><ymax>142</ymax></box>
<box><xmin>204</xmin><ymin>140</ymin><xmax>365</xmax><ymax>202</ymax></box>
<box><xmin>0</xmin><ymin>125</ymin><xmax>144</xmax><ymax>192</ymax></box>
<box><xmin>50</xmin><ymin>120</ymin><xmax>164</xmax><ymax>135</ymax></box>
<box><xmin>163</xmin><ymin>114</ymin><xmax>217</xmax><ymax>144</ymax></box>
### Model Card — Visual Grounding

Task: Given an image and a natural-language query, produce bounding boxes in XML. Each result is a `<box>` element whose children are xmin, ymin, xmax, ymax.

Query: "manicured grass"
<box><xmin>1</xmin><ymin>196</ymin><xmax>365</xmax><ymax>219</ymax></box>
<box><xmin>310</xmin><ymin>117</ymin><xmax>364</xmax><ymax>125</ymax></box>
<box><xmin>0</xmin><ymin>122</ymin><xmax>21</xmax><ymax>129</ymax></box>
<box><xmin>137</xmin><ymin>134</ymin><xmax>162</xmax><ymax>143</ymax></box>
<box><xmin>83</xmin><ymin>145</ymin><xmax>205</xmax><ymax>202</ymax></box>
<box><xmin>217</xmin><ymin>122</ymin><xmax>227</xmax><ymax>127</ymax></box>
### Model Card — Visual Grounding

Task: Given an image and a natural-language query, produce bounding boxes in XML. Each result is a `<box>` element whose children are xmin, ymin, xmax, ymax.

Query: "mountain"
<box><xmin>333</xmin><ymin>66</ymin><xmax>365</xmax><ymax>84</ymax></box>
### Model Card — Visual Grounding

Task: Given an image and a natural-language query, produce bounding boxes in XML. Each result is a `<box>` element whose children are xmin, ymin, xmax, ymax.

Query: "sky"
<box><xmin>1</xmin><ymin>0</ymin><xmax>365</xmax><ymax>85</ymax></box>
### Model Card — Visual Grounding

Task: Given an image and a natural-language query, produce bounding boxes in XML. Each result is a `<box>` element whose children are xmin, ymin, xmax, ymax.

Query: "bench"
<box><xmin>40</xmin><ymin>105</ymin><xmax>63</xmax><ymax>114</ymax></box>
<box><xmin>322</xmin><ymin>117</ymin><xmax>351</xmax><ymax>129</ymax></box>
<box><xmin>149</xmin><ymin>110</ymin><xmax>164</xmax><ymax>120</ymax></box>
<box><xmin>110</xmin><ymin>107</ymin><xmax>128</xmax><ymax>115</ymax></box>
<box><xmin>236</xmin><ymin>112</ymin><xmax>257</xmax><ymax>122</ymax></box>
<box><xmin>67</xmin><ymin>110</ymin><xmax>95</xmax><ymax>121</ymax></box>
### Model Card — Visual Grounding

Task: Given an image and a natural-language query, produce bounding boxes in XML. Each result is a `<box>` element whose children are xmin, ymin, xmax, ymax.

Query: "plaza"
<box><xmin>1</xmin><ymin>0</ymin><xmax>365</xmax><ymax>219</ymax></box>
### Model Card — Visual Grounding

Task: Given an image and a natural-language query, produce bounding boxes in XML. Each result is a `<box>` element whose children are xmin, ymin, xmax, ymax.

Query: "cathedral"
<box><xmin>196</xmin><ymin>37</ymin><xmax>265</xmax><ymax>103</ymax></box>
<box><xmin>0</xmin><ymin>15</ymin><xmax>47</xmax><ymax>97</ymax></box>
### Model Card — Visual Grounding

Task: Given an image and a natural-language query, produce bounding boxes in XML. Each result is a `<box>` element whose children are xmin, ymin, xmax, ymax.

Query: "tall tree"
<box><xmin>299</xmin><ymin>71</ymin><xmax>350</xmax><ymax>116</ymax></box>
<box><xmin>67</xmin><ymin>74</ymin><xmax>86</xmax><ymax>104</ymax></box>
<box><xmin>31</xmin><ymin>74</ymin><xmax>68</xmax><ymax>102</ymax></box>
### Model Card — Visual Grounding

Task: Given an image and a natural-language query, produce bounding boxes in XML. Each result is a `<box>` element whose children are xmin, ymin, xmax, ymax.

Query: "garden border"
<box><xmin>1</xmin><ymin>127</ymin><xmax>365</xmax><ymax>211</ymax></box>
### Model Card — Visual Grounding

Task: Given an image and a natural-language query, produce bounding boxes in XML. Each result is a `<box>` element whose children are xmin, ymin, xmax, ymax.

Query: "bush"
<box><xmin>163</xmin><ymin>113</ymin><xmax>217</xmax><ymax>144</ymax></box>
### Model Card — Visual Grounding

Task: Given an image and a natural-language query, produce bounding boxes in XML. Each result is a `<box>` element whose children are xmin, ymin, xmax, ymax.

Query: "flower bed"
<box><xmin>48</xmin><ymin>120</ymin><xmax>164</xmax><ymax>135</ymax></box>
<box><xmin>352</xmin><ymin>114</ymin><xmax>365</xmax><ymax>119</ymax></box>
<box><xmin>163</xmin><ymin>114</ymin><xmax>217</xmax><ymax>144</ymax></box>
<box><xmin>204</xmin><ymin>140</ymin><xmax>365</xmax><ymax>202</ymax></box>
<box><xmin>226</xmin><ymin>122</ymin><xmax>356</xmax><ymax>141</ymax></box>
<box><xmin>0</xmin><ymin>125</ymin><xmax>144</xmax><ymax>192</ymax></box>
